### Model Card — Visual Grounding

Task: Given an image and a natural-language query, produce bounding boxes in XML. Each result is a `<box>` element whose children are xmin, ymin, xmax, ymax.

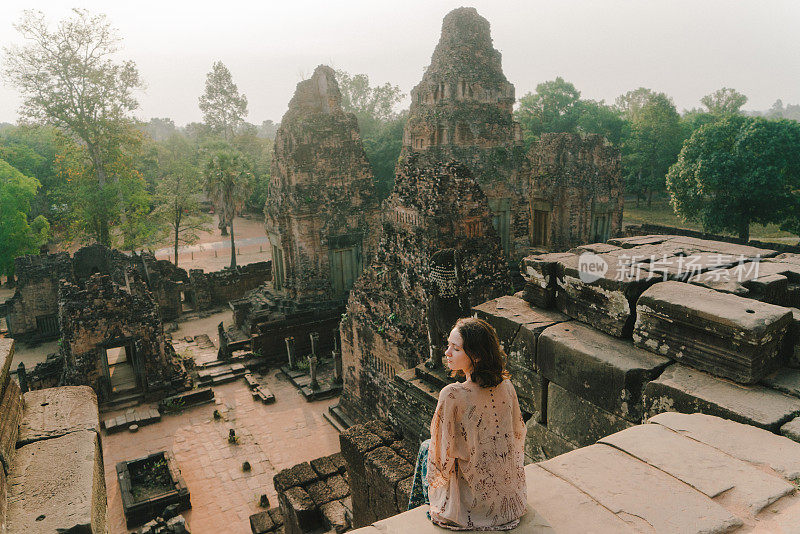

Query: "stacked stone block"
<box><xmin>338</xmin><ymin>420</ymin><xmax>415</xmax><ymax>529</ymax></box>
<box><xmin>273</xmin><ymin>452</ymin><xmax>350</xmax><ymax>534</ymax></box>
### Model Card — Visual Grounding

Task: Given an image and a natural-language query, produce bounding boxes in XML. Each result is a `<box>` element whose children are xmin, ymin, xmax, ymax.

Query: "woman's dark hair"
<box><xmin>451</xmin><ymin>317</ymin><xmax>510</xmax><ymax>388</ymax></box>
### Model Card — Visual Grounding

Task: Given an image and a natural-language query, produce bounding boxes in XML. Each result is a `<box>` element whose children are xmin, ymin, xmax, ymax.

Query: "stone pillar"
<box><xmin>17</xmin><ymin>361</ymin><xmax>28</xmax><ymax>393</ymax></box>
<box><xmin>309</xmin><ymin>332</ymin><xmax>319</xmax><ymax>358</ymax></box>
<box><xmin>218</xmin><ymin>322</ymin><xmax>231</xmax><ymax>360</ymax></box>
<box><xmin>285</xmin><ymin>336</ymin><xmax>296</xmax><ymax>369</ymax></box>
<box><xmin>332</xmin><ymin>350</ymin><xmax>342</xmax><ymax>384</ymax></box>
<box><xmin>309</xmin><ymin>356</ymin><xmax>319</xmax><ymax>390</ymax></box>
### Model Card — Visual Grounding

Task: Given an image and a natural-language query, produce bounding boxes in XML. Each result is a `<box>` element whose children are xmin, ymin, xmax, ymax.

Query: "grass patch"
<box><xmin>623</xmin><ymin>197</ymin><xmax>799</xmax><ymax>244</ymax></box>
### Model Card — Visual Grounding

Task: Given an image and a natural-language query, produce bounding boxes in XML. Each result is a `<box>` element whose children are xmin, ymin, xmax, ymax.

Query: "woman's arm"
<box><xmin>427</xmin><ymin>386</ymin><xmax>468</xmax><ymax>491</ymax></box>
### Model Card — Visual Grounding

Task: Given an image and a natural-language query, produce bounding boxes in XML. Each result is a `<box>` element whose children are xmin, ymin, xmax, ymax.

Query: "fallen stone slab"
<box><xmin>525</xmin><ymin>464</ymin><xmax>636</xmax><ymax>533</ymax></box>
<box><xmin>520</xmin><ymin>252</ymin><xmax>575</xmax><ymax>308</ymax></box>
<box><xmin>600</xmin><ymin>423</ymin><xmax>793</xmax><ymax>514</ymax></box>
<box><xmin>607</xmin><ymin>234</ymin><xmax>673</xmax><ymax>248</ymax></box>
<box><xmin>17</xmin><ymin>385</ymin><xmax>99</xmax><ymax>446</ymax></box>
<box><xmin>634</xmin><ymin>281</ymin><xmax>792</xmax><ymax>384</ymax></box>
<box><xmin>643</xmin><ymin>364</ymin><xmax>800</xmax><ymax>432</ymax></box>
<box><xmin>539</xmin><ymin>444</ymin><xmax>743</xmax><ymax>533</ymax></box>
<box><xmin>546</xmin><ymin>382</ymin><xmax>634</xmax><ymax>447</ymax></box>
<box><xmin>780</xmin><ymin>417</ymin><xmax>800</xmax><ymax>443</ymax></box>
<box><xmin>555</xmin><ymin>251</ymin><xmax>655</xmax><ymax>337</ymax></box>
<box><xmin>6</xmin><ymin>429</ymin><xmax>106</xmax><ymax>534</ymax></box>
<box><xmin>538</xmin><ymin>321</ymin><xmax>670</xmax><ymax>421</ymax></box>
<box><xmin>650</xmin><ymin>412</ymin><xmax>800</xmax><ymax>479</ymax></box>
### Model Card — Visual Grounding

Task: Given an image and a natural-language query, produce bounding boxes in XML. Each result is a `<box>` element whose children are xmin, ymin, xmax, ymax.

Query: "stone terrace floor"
<box><xmin>101</xmin><ymin>370</ymin><xmax>341</xmax><ymax>534</ymax></box>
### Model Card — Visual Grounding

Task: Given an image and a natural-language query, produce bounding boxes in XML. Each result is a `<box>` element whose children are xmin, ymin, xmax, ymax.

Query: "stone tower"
<box><xmin>528</xmin><ymin>133</ymin><xmax>623</xmax><ymax>250</ymax></box>
<box><xmin>338</xmin><ymin>157</ymin><xmax>513</xmax><ymax>421</ymax></box>
<box><xmin>265</xmin><ymin>65</ymin><xmax>381</xmax><ymax>302</ymax></box>
<box><xmin>402</xmin><ymin>7</ymin><xmax>529</xmax><ymax>262</ymax></box>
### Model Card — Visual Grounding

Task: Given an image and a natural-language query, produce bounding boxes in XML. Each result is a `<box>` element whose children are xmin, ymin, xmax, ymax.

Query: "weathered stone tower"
<box><xmin>265</xmin><ymin>65</ymin><xmax>381</xmax><ymax>302</ymax></box>
<box><xmin>337</xmin><ymin>157</ymin><xmax>513</xmax><ymax>422</ymax></box>
<box><xmin>528</xmin><ymin>133</ymin><xmax>623</xmax><ymax>250</ymax></box>
<box><xmin>402</xmin><ymin>7</ymin><xmax>529</xmax><ymax>262</ymax></box>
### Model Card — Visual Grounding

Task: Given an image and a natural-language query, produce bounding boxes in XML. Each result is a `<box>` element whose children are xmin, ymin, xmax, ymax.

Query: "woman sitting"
<box><xmin>408</xmin><ymin>317</ymin><xmax>527</xmax><ymax>530</ymax></box>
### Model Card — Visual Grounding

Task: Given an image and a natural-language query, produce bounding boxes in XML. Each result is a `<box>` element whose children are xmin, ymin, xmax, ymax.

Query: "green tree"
<box><xmin>667</xmin><ymin>116</ymin><xmax>800</xmax><ymax>241</ymax></box>
<box><xmin>155</xmin><ymin>135</ymin><xmax>211</xmax><ymax>266</ymax></box>
<box><xmin>0</xmin><ymin>159</ymin><xmax>49</xmax><ymax>279</ymax></box>
<box><xmin>335</xmin><ymin>70</ymin><xmax>405</xmax><ymax>198</ymax></box>
<box><xmin>701</xmin><ymin>87</ymin><xmax>748</xmax><ymax>115</ymax></box>
<box><xmin>620</xmin><ymin>91</ymin><xmax>683</xmax><ymax>206</ymax></box>
<box><xmin>204</xmin><ymin>150</ymin><xmax>251</xmax><ymax>268</ymax></box>
<box><xmin>4</xmin><ymin>9</ymin><xmax>143</xmax><ymax>246</ymax></box>
<box><xmin>0</xmin><ymin>125</ymin><xmax>61</xmax><ymax>219</ymax></box>
<box><xmin>515</xmin><ymin>77</ymin><xmax>582</xmax><ymax>144</ymax></box>
<box><xmin>231</xmin><ymin>124</ymin><xmax>273</xmax><ymax>213</ymax></box>
<box><xmin>199</xmin><ymin>61</ymin><xmax>248</xmax><ymax>142</ymax></box>
<box><xmin>577</xmin><ymin>100</ymin><xmax>625</xmax><ymax>146</ymax></box>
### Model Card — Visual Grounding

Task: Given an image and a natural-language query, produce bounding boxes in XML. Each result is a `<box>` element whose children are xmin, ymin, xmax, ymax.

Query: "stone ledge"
<box><xmin>6</xmin><ymin>429</ymin><xmax>106</xmax><ymax>534</ymax></box>
<box><xmin>17</xmin><ymin>386</ymin><xmax>100</xmax><ymax>446</ymax></box>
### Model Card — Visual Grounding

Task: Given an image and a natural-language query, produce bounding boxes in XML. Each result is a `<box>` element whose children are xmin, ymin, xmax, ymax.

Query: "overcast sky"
<box><xmin>1</xmin><ymin>0</ymin><xmax>798</xmax><ymax>126</ymax></box>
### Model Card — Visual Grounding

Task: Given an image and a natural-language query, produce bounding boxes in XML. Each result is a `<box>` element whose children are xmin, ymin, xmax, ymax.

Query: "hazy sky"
<box><xmin>1</xmin><ymin>0</ymin><xmax>798</xmax><ymax>126</ymax></box>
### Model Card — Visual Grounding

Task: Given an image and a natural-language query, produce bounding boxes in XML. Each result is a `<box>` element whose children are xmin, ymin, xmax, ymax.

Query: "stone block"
<box><xmin>289</xmin><ymin>462</ymin><xmax>317</xmax><ymax>487</ymax></box>
<box><xmin>634</xmin><ymin>281</ymin><xmax>792</xmax><ymax>384</ymax></box>
<box><xmin>17</xmin><ymin>386</ymin><xmax>99</xmax><ymax>446</ymax></box>
<box><xmin>279</xmin><ymin>486</ymin><xmax>323</xmax><ymax>534</ymax></box>
<box><xmin>320</xmin><ymin>499</ymin><xmax>350</xmax><ymax>533</ymax></box>
<box><xmin>273</xmin><ymin>469</ymin><xmax>300</xmax><ymax>492</ymax></box>
<box><xmin>310</xmin><ymin>454</ymin><xmax>339</xmax><ymax>478</ymax></box>
<box><xmin>524</xmin><ymin>419</ymin><xmax>577</xmax><ymax>463</ymax></box>
<box><xmin>268</xmin><ymin>506</ymin><xmax>284</xmax><ymax>527</ymax></box>
<box><xmin>339</xmin><ymin>423</ymin><xmax>385</xmax><ymax>528</ymax></box>
<box><xmin>0</xmin><ymin>379</ymin><xmax>22</xmax><ymax>474</ymax></box>
<box><xmin>520</xmin><ymin>253</ymin><xmax>574</xmax><ymax>308</ymax></box>
<box><xmin>389</xmin><ymin>440</ymin><xmax>416</xmax><ymax>465</ymax></box>
<box><xmin>0</xmin><ymin>460</ymin><xmax>6</xmax><ymax>532</ymax></box>
<box><xmin>538</xmin><ymin>322</ymin><xmax>670</xmax><ymax>422</ymax></box>
<box><xmin>643</xmin><ymin>364</ymin><xmax>800</xmax><ymax>432</ymax></box>
<box><xmin>555</xmin><ymin>251</ymin><xmax>654</xmax><ymax>337</ymax></box>
<box><xmin>6</xmin><ymin>429</ymin><xmax>106</xmax><ymax>534</ymax></box>
<box><xmin>325</xmin><ymin>474</ymin><xmax>350</xmax><ymax>501</ymax></box>
<box><xmin>0</xmin><ymin>338</ymin><xmax>14</xmax><ymax>397</ymax></box>
<box><xmin>600</xmin><ymin>423</ymin><xmax>793</xmax><ymax>514</ymax></box>
<box><xmin>540</xmin><ymin>444</ymin><xmax>742</xmax><ymax>533</ymax></box>
<box><xmin>364</xmin><ymin>446</ymin><xmax>413</xmax><ymax>521</ymax></box>
<box><xmin>650</xmin><ymin>412</ymin><xmax>800</xmax><ymax>480</ymax></box>
<box><xmin>305</xmin><ymin>479</ymin><xmax>335</xmax><ymax>506</ymax></box>
<box><xmin>786</xmin><ymin>308</ymin><xmax>800</xmax><ymax>368</ymax></box>
<box><xmin>249</xmin><ymin>510</ymin><xmax>274</xmax><ymax>534</ymax></box>
<box><xmin>781</xmin><ymin>417</ymin><xmax>800</xmax><ymax>443</ymax></box>
<box><xmin>525</xmin><ymin>464</ymin><xmax>635</xmax><ymax>532</ymax></box>
<box><xmin>546</xmin><ymin>382</ymin><xmax>633</xmax><ymax>447</ymax></box>
<box><xmin>363</xmin><ymin>419</ymin><xmax>397</xmax><ymax>445</ymax></box>
<box><xmin>395</xmin><ymin>476</ymin><xmax>412</xmax><ymax>512</ymax></box>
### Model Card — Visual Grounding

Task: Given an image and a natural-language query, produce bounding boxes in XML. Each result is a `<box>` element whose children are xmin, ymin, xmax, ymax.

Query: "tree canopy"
<box><xmin>4</xmin><ymin>8</ymin><xmax>144</xmax><ymax>246</ymax></box>
<box><xmin>667</xmin><ymin>115</ymin><xmax>800</xmax><ymax>241</ymax></box>
<box><xmin>199</xmin><ymin>61</ymin><xmax>248</xmax><ymax>141</ymax></box>
<box><xmin>0</xmin><ymin>159</ymin><xmax>49</xmax><ymax>277</ymax></box>
<box><xmin>701</xmin><ymin>87</ymin><xmax>748</xmax><ymax>115</ymax></box>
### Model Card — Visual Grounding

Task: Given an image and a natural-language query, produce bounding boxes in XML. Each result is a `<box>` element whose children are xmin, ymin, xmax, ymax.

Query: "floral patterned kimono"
<box><xmin>424</xmin><ymin>378</ymin><xmax>527</xmax><ymax>530</ymax></box>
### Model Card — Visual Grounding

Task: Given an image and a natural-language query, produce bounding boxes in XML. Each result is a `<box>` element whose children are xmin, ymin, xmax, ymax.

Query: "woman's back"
<box><xmin>428</xmin><ymin>378</ymin><xmax>527</xmax><ymax>530</ymax></box>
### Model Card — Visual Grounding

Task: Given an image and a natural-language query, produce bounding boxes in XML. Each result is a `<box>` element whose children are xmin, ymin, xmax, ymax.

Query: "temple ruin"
<box><xmin>264</xmin><ymin>65</ymin><xmax>381</xmax><ymax>303</ymax></box>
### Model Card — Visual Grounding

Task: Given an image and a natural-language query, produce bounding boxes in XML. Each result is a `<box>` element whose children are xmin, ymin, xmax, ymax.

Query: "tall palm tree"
<box><xmin>204</xmin><ymin>150</ymin><xmax>251</xmax><ymax>269</ymax></box>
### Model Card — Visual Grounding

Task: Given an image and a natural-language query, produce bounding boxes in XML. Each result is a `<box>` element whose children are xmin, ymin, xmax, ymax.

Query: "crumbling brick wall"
<box><xmin>4</xmin><ymin>252</ymin><xmax>71</xmax><ymax>339</ymax></box>
<box><xmin>58</xmin><ymin>270</ymin><xmax>188</xmax><ymax>403</ymax></box>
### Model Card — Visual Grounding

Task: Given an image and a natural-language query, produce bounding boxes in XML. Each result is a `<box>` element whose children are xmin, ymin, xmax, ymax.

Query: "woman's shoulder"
<box><xmin>438</xmin><ymin>381</ymin><xmax>470</xmax><ymax>401</ymax></box>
